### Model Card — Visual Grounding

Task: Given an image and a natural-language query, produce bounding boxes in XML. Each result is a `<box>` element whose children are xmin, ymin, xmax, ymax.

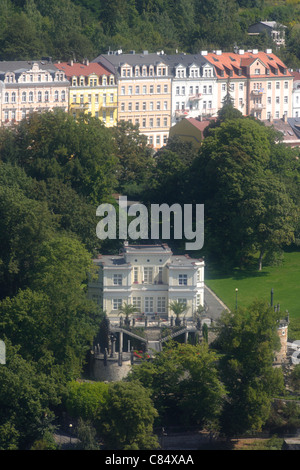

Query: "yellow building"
<box><xmin>54</xmin><ymin>59</ymin><xmax>118</xmax><ymax>126</ymax></box>
<box><xmin>93</xmin><ymin>52</ymin><xmax>172</xmax><ymax>149</ymax></box>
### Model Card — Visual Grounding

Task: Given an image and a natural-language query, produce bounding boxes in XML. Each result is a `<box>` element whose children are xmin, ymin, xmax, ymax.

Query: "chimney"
<box><xmin>216</xmin><ymin>50</ymin><xmax>222</xmax><ymax>55</ymax></box>
<box><xmin>68</xmin><ymin>59</ymin><xmax>73</xmax><ymax>66</ymax></box>
<box><xmin>283</xmin><ymin>113</ymin><xmax>287</xmax><ymax>123</ymax></box>
<box><xmin>201</xmin><ymin>50</ymin><xmax>208</xmax><ymax>56</ymax></box>
<box><xmin>238</xmin><ymin>49</ymin><xmax>244</xmax><ymax>55</ymax></box>
<box><xmin>269</xmin><ymin>114</ymin><xmax>273</xmax><ymax>123</ymax></box>
<box><xmin>84</xmin><ymin>58</ymin><xmax>89</xmax><ymax>66</ymax></box>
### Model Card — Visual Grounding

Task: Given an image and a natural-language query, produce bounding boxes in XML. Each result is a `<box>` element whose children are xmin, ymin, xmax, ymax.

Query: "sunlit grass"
<box><xmin>205</xmin><ymin>250</ymin><xmax>300</xmax><ymax>320</ymax></box>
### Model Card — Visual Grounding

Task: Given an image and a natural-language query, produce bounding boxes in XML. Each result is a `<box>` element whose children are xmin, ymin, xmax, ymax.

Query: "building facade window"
<box><xmin>179</xmin><ymin>274</ymin><xmax>187</xmax><ymax>285</ymax></box>
<box><xmin>113</xmin><ymin>299</ymin><xmax>122</xmax><ymax>310</ymax></box>
<box><xmin>143</xmin><ymin>267</ymin><xmax>153</xmax><ymax>284</ymax></box>
<box><xmin>113</xmin><ymin>274</ymin><xmax>122</xmax><ymax>285</ymax></box>
<box><xmin>145</xmin><ymin>297</ymin><xmax>154</xmax><ymax>313</ymax></box>
<box><xmin>157</xmin><ymin>297</ymin><xmax>166</xmax><ymax>313</ymax></box>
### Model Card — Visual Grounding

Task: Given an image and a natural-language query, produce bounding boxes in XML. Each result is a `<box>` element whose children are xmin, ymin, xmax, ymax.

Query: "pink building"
<box><xmin>0</xmin><ymin>59</ymin><xmax>69</xmax><ymax>126</ymax></box>
<box><xmin>205</xmin><ymin>49</ymin><xmax>293</xmax><ymax>120</ymax></box>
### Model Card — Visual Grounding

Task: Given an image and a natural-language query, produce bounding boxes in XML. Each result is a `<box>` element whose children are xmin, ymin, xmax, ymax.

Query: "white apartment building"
<box><xmin>291</xmin><ymin>71</ymin><xmax>300</xmax><ymax>118</ymax></box>
<box><xmin>88</xmin><ymin>242</ymin><xmax>205</xmax><ymax>320</ymax></box>
<box><xmin>163</xmin><ymin>53</ymin><xmax>217</xmax><ymax>126</ymax></box>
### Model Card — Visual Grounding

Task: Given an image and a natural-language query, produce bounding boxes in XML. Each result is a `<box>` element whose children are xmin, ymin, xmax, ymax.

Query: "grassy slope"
<box><xmin>205</xmin><ymin>250</ymin><xmax>300</xmax><ymax>319</ymax></box>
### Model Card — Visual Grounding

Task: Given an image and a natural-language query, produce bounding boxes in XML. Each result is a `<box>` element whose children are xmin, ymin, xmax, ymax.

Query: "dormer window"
<box><xmin>135</xmin><ymin>66</ymin><xmax>139</xmax><ymax>76</ymax></box>
<box><xmin>109</xmin><ymin>76</ymin><xmax>114</xmax><ymax>85</ymax></box>
<box><xmin>5</xmin><ymin>73</ymin><xmax>14</xmax><ymax>83</ymax></box>
<box><xmin>72</xmin><ymin>77</ymin><xmax>77</xmax><ymax>86</ymax></box>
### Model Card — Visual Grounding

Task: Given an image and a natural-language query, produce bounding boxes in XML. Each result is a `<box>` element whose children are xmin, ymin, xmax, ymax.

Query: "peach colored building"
<box><xmin>93</xmin><ymin>52</ymin><xmax>172</xmax><ymax>149</ymax></box>
<box><xmin>0</xmin><ymin>60</ymin><xmax>69</xmax><ymax>126</ymax></box>
<box><xmin>205</xmin><ymin>49</ymin><xmax>293</xmax><ymax>121</ymax></box>
<box><xmin>54</xmin><ymin>59</ymin><xmax>118</xmax><ymax>127</ymax></box>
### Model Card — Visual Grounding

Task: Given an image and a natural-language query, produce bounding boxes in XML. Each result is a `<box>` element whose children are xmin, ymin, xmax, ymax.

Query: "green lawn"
<box><xmin>205</xmin><ymin>250</ymin><xmax>300</xmax><ymax>320</ymax></box>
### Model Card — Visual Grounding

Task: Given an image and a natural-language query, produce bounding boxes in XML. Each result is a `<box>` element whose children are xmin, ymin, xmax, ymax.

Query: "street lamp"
<box><xmin>271</xmin><ymin>288</ymin><xmax>274</xmax><ymax>307</ymax></box>
<box><xmin>235</xmin><ymin>288</ymin><xmax>238</xmax><ymax>311</ymax></box>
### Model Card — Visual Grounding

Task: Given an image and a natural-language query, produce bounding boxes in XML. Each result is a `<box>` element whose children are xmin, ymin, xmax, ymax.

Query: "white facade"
<box><xmin>88</xmin><ymin>242</ymin><xmax>205</xmax><ymax>319</ymax></box>
<box><xmin>292</xmin><ymin>77</ymin><xmax>300</xmax><ymax>118</ymax></box>
<box><xmin>163</xmin><ymin>54</ymin><xmax>217</xmax><ymax>126</ymax></box>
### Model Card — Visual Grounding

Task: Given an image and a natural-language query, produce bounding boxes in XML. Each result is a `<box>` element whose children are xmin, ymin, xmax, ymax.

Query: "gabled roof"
<box><xmin>54</xmin><ymin>61</ymin><xmax>111</xmax><ymax>78</ymax></box>
<box><xmin>185</xmin><ymin>117</ymin><xmax>216</xmax><ymax>132</ymax></box>
<box><xmin>205</xmin><ymin>51</ymin><xmax>291</xmax><ymax>79</ymax></box>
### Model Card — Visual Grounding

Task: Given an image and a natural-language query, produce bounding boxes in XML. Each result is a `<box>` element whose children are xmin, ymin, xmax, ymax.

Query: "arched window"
<box><xmin>38</xmin><ymin>91</ymin><xmax>42</xmax><ymax>102</ymax></box>
<box><xmin>29</xmin><ymin>91</ymin><xmax>33</xmax><ymax>102</ymax></box>
<box><xmin>45</xmin><ymin>91</ymin><xmax>49</xmax><ymax>102</ymax></box>
<box><xmin>11</xmin><ymin>92</ymin><xmax>16</xmax><ymax>103</ymax></box>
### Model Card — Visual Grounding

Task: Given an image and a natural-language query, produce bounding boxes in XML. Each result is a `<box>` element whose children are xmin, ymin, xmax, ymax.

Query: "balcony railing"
<box><xmin>252</xmin><ymin>102</ymin><xmax>266</xmax><ymax>110</ymax></box>
<box><xmin>251</xmin><ymin>89</ymin><xmax>265</xmax><ymax>95</ymax></box>
<box><xmin>189</xmin><ymin>93</ymin><xmax>202</xmax><ymax>101</ymax></box>
<box><xmin>71</xmin><ymin>102</ymin><xmax>89</xmax><ymax>109</ymax></box>
<box><xmin>175</xmin><ymin>108</ymin><xmax>189</xmax><ymax>116</ymax></box>
<box><xmin>101</xmin><ymin>101</ymin><xmax>118</xmax><ymax>108</ymax></box>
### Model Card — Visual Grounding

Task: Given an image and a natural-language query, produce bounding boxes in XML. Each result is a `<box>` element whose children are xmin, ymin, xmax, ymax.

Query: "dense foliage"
<box><xmin>0</xmin><ymin>65</ymin><xmax>299</xmax><ymax>447</ymax></box>
<box><xmin>2</xmin><ymin>0</ymin><xmax>300</xmax><ymax>67</ymax></box>
<box><xmin>141</xmin><ymin>104</ymin><xmax>300</xmax><ymax>270</ymax></box>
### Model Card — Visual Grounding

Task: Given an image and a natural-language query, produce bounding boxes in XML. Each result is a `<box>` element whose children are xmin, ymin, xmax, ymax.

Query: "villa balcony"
<box><xmin>251</xmin><ymin>102</ymin><xmax>266</xmax><ymax>110</ymax></box>
<box><xmin>101</xmin><ymin>101</ymin><xmax>118</xmax><ymax>108</ymax></box>
<box><xmin>189</xmin><ymin>93</ymin><xmax>202</xmax><ymax>101</ymax></box>
<box><xmin>175</xmin><ymin>108</ymin><xmax>189</xmax><ymax>117</ymax></box>
<box><xmin>251</xmin><ymin>89</ymin><xmax>265</xmax><ymax>95</ymax></box>
<box><xmin>70</xmin><ymin>102</ymin><xmax>89</xmax><ymax>110</ymax></box>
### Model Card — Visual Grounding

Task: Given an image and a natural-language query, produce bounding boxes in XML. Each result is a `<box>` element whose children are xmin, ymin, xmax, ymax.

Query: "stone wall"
<box><xmin>91</xmin><ymin>355</ymin><xmax>132</xmax><ymax>382</ymax></box>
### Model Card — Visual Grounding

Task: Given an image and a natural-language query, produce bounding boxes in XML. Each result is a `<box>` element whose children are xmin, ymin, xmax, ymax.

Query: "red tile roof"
<box><xmin>54</xmin><ymin>61</ymin><xmax>111</xmax><ymax>78</ymax></box>
<box><xmin>186</xmin><ymin>117</ymin><xmax>216</xmax><ymax>131</ymax></box>
<box><xmin>292</xmin><ymin>71</ymin><xmax>300</xmax><ymax>81</ymax></box>
<box><xmin>205</xmin><ymin>51</ymin><xmax>291</xmax><ymax>79</ymax></box>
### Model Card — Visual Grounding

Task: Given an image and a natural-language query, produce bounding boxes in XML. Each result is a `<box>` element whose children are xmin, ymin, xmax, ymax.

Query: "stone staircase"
<box><xmin>144</xmin><ymin>328</ymin><xmax>162</xmax><ymax>354</ymax></box>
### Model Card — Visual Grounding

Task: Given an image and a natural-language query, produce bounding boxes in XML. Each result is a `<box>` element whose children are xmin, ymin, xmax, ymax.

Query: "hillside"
<box><xmin>1</xmin><ymin>0</ymin><xmax>300</xmax><ymax>67</ymax></box>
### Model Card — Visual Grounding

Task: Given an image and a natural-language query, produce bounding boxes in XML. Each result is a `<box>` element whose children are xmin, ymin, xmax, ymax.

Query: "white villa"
<box><xmin>88</xmin><ymin>242</ymin><xmax>205</xmax><ymax>320</ymax></box>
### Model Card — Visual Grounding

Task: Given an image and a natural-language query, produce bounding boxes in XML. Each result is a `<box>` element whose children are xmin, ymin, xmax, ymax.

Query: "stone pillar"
<box><xmin>131</xmin><ymin>348</ymin><xmax>134</xmax><ymax>365</ymax></box>
<box><xmin>111</xmin><ymin>338</ymin><xmax>116</xmax><ymax>357</ymax></box>
<box><xmin>119</xmin><ymin>331</ymin><xmax>123</xmax><ymax>353</ymax></box>
<box><xmin>118</xmin><ymin>352</ymin><xmax>122</xmax><ymax>366</ymax></box>
<box><xmin>185</xmin><ymin>331</ymin><xmax>188</xmax><ymax>343</ymax></box>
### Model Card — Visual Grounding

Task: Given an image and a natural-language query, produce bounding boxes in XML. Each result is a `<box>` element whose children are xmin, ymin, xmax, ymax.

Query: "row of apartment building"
<box><xmin>0</xmin><ymin>49</ymin><xmax>296</xmax><ymax>148</ymax></box>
